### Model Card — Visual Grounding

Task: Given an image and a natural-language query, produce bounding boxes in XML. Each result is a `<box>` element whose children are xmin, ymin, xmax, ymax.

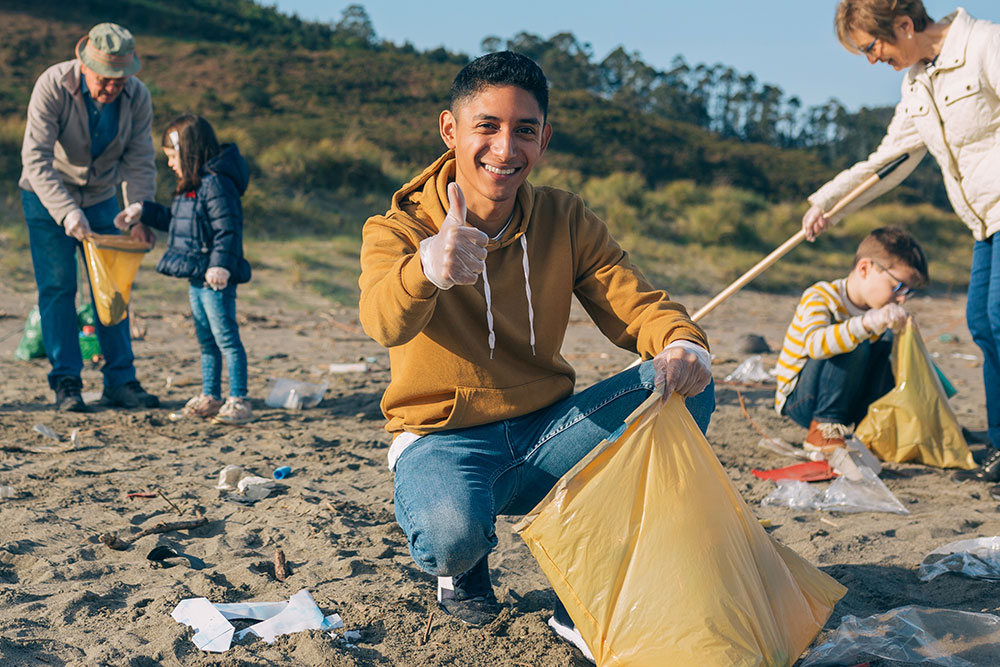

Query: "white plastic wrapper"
<box><xmin>801</xmin><ymin>605</ymin><xmax>1000</xmax><ymax>666</ymax></box>
<box><xmin>723</xmin><ymin>355</ymin><xmax>774</xmax><ymax>383</ymax></box>
<box><xmin>919</xmin><ymin>537</ymin><xmax>1000</xmax><ymax>582</ymax></box>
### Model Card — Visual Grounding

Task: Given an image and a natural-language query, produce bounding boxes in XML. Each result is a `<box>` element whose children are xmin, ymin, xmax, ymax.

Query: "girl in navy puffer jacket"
<box><xmin>116</xmin><ymin>113</ymin><xmax>253</xmax><ymax>424</ymax></box>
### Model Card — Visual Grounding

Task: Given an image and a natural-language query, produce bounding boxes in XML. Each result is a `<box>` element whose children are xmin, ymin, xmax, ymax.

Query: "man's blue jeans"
<box><xmin>392</xmin><ymin>360</ymin><xmax>715</xmax><ymax>577</ymax></box>
<box><xmin>968</xmin><ymin>237</ymin><xmax>1000</xmax><ymax>449</ymax></box>
<box><xmin>22</xmin><ymin>189</ymin><xmax>137</xmax><ymax>390</ymax></box>
<box><xmin>782</xmin><ymin>335</ymin><xmax>894</xmax><ymax>429</ymax></box>
<box><xmin>188</xmin><ymin>282</ymin><xmax>247</xmax><ymax>398</ymax></box>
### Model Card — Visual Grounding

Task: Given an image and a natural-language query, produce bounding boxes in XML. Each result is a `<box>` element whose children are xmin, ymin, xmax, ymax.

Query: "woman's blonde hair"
<box><xmin>835</xmin><ymin>0</ymin><xmax>933</xmax><ymax>53</ymax></box>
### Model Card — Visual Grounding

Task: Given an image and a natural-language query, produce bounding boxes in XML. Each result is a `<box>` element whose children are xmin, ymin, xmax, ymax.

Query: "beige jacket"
<box><xmin>360</xmin><ymin>151</ymin><xmax>708</xmax><ymax>436</ymax></box>
<box><xmin>19</xmin><ymin>59</ymin><xmax>156</xmax><ymax>224</ymax></box>
<box><xmin>810</xmin><ymin>8</ymin><xmax>1000</xmax><ymax>241</ymax></box>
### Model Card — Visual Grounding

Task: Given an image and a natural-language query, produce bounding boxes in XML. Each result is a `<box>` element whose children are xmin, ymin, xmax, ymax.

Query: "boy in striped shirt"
<box><xmin>775</xmin><ymin>227</ymin><xmax>929</xmax><ymax>452</ymax></box>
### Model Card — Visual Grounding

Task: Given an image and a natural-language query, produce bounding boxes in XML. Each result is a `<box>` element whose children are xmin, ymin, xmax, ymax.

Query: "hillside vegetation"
<box><xmin>0</xmin><ymin>1</ymin><xmax>973</xmax><ymax>300</ymax></box>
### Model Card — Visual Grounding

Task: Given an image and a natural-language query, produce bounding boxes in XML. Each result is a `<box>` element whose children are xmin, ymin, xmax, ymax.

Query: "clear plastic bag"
<box><xmin>801</xmin><ymin>605</ymin><xmax>1000</xmax><ymax>666</ymax></box>
<box><xmin>762</xmin><ymin>464</ymin><xmax>908</xmax><ymax>515</ymax></box>
<box><xmin>919</xmin><ymin>537</ymin><xmax>1000</xmax><ymax>582</ymax></box>
<box><xmin>723</xmin><ymin>355</ymin><xmax>774</xmax><ymax>383</ymax></box>
<box><xmin>264</xmin><ymin>378</ymin><xmax>328</xmax><ymax>409</ymax></box>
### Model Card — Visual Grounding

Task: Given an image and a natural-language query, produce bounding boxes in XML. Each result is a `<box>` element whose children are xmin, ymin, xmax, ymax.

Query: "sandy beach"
<box><xmin>1</xmin><ymin>259</ymin><xmax>998</xmax><ymax>666</ymax></box>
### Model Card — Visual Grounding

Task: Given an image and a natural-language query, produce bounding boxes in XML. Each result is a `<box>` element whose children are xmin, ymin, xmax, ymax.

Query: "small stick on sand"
<box><xmin>126</xmin><ymin>492</ymin><xmax>157</xmax><ymax>499</ymax></box>
<box><xmin>157</xmin><ymin>490</ymin><xmax>183</xmax><ymax>515</ymax></box>
<box><xmin>419</xmin><ymin>611</ymin><xmax>434</xmax><ymax>645</ymax></box>
<box><xmin>819</xmin><ymin>517</ymin><xmax>840</xmax><ymax>528</ymax></box>
<box><xmin>99</xmin><ymin>516</ymin><xmax>208</xmax><ymax>550</ymax></box>
<box><xmin>274</xmin><ymin>548</ymin><xmax>288</xmax><ymax>581</ymax></box>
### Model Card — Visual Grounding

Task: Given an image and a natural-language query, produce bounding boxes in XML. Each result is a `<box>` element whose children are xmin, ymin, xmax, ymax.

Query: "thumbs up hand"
<box><xmin>418</xmin><ymin>182</ymin><xmax>488</xmax><ymax>290</ymax></box>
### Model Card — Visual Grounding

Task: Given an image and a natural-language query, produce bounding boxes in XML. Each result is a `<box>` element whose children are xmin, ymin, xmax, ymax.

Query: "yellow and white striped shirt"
<box><xmin>775</xmin><ymin>278</ymin><xmax>876</xmax><ymax>414</ymax></box>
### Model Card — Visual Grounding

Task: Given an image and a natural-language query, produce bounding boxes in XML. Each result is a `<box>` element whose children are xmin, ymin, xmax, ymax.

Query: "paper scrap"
<box><xmin>172</xmin><ymin>589</ymin><xmax>343</xmax><ymax>652</ymax></box>
<box><xmin>171</xmin><ymin>598</ymin><xmax>235</xmax><ymax>653</ymax></box>
<box><xmin>237</xmin><ymin>475</ymin><xmax>276</xmax><ymax>500</ymax></box>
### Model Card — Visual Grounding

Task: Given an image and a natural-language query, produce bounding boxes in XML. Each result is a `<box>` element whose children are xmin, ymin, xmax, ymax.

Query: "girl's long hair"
<box><xmin>162</xmin><ymin>113</ymin><xmax>220</xmax><ymax>194</ymax></box>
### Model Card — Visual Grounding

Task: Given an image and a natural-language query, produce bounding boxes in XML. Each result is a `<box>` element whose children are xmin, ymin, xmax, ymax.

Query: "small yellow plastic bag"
<box><xmin>515</xmin><ymin>394</ymin><xmax>846</xmax><ymax>667</ymax></box>
<box><xmin>82</xmin><ymin>234</ymin><xmax>150</xmax><ymax>326</ymax></box>
<box><xmin>855</xmin><ymin>317</ymin><xmax>975</xmax><ymax>470</ymax></box>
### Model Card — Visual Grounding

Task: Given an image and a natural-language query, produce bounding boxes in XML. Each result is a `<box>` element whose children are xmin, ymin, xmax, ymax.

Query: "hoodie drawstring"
<box><xmin>521</xmin><ymin>235</ymin><xmax>536</xmax><ymax>355</ymax></box>
<box><xmin>480</xmin><ymin>235</ymin><xmax>535</xmax><ymax>359</ymax></box>
<box><xmin>482</xmin><ymin>264</ymin><xmax>497</xmax><ymax>359</ymax></box>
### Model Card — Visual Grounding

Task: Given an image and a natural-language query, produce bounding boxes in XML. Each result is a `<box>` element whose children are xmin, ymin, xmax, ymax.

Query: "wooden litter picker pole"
<box><xmin>690</xmin><ymin>153</ymin><xmax>910</xmax><ymax>323</ymax></box>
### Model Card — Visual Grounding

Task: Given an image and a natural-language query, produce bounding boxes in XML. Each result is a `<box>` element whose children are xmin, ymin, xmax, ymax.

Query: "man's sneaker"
<box><xmin>54</xmin><ymin>376</ymin><xmax>88</xmax><ymax>413</ymax></box>
<box><xmin>804</xmin><ymin>420</ymin><xmax>850</xmax><ymax>455</ymax></box>
<box><xmin>437</xmin><ymin>555</ymin><xmax>501</xmax><ymax>626</ymax></box>
<box><xmin>181</xmin><ymin>394</ymin><xmax>224</xmax><ymax>419</ymax></box>
<box><xmin>990</xmin><ymin>484</ymin><xmax>1000</xmax><ymax>501</ymax></box>
<box><xmin>101</xmin><ymin>380</ymin><xmax>159</xmax><ymax>408</ymax></box>
<box><xmin>548</xmin><ymin>598</ymin><xmax>595</xmax><ymax>663</ymax></box>
<box><xmin>952</xmin><ymin>448</ymin><xmax>1000</xmax><ymax>483</ymax></box>
<box><xmin>213</xmin><ymin>397</ymin><xmax>254</xmax><ymax>425</ymax></box>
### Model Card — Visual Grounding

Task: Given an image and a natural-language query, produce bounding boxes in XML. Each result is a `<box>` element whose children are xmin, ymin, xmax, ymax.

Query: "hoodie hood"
<box><xmin>390</xmin><ymin>149</ymin><xmax>534</xmax><ymax>250</ymax></box>
<box><xmin>204</xmin><ymin>143</ymin><xmax>250</xmax><ymax>195</ymax></box>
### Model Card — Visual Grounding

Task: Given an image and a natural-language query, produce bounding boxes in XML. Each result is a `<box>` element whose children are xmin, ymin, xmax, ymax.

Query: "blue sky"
<box><xmin>272</xmin><ymin>1</ymin><xmax>997</xmax><ymax>111</ymax></box>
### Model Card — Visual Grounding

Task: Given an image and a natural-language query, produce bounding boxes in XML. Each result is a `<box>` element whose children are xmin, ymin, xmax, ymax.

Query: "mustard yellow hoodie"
<box><xmin>360</xmin><ymin>151</ymin><xmax>708</xmax><ymax>436</ymax></box>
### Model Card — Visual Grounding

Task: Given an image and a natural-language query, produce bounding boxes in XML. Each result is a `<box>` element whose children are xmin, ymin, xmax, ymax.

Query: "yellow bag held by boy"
<box><xmin>515</xmin><ymin>393</ymin><xmax>846</xmax><ymax>667</ymax></box>
<box><xmin>82</xmin><ymin>234</ymin><xmax>151</xmax><ymax>326</ymax></box>
<box><xmin>855</xmin><ymin>317</ymin><xmax>975</xmax><ymax>469</ymax></box>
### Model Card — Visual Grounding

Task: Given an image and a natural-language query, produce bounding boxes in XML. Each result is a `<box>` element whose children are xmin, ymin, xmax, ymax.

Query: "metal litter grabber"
<box><xmin>691</xmin><ymin>152</ymin><xmax>911</xmax><ymax>323</ymax></box>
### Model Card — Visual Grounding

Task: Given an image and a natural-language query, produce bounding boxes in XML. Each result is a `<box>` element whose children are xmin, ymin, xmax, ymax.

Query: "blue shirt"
<box><xmin>81</xmin><ymin>75</ymin><xmax>120</xmax><ymax>159</ymax></box>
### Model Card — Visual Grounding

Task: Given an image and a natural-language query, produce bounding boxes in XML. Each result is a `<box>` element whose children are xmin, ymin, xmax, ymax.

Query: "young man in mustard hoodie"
<box><xmin>359</xmin><ymin>52</ymin><xmax>714</xmax><ymax>649</ymax></box>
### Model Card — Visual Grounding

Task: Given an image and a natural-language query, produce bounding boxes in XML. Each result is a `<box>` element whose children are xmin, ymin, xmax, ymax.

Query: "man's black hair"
<box><xmin>450</xmin><ymin>51</ymin><xmax>549</xmax><ymax>119</ymax></box>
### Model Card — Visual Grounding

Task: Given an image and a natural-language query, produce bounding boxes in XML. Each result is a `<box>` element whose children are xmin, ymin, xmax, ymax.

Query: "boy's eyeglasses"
<box><xmin>873</xmin><ymin>261</ymin><xmax>915</xmax><ymax>297</ymax></box>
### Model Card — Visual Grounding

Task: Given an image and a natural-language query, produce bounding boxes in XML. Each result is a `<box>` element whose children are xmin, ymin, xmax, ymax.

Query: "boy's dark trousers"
<box><xmin>782</xmin><ymin>334</ymin><xmax>895</xmax><ymax>428</ymax></box>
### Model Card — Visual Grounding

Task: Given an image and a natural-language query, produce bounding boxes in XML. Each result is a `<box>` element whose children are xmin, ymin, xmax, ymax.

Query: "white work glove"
<box><xmin>652</xmin><ymin>341</ymin><xmax>712</xmax><ymax>398</ymax></box>
<box><xmin>63</xmin><ymin>209</ymin><xmax>92</xmax><ymax>241</ymax></box>
<box><xmin>205</xmin><ymin>267</ymin><xmax>230</xmax><ymax>290</ymax></box>
<box><xmin>862</xmin><ymin>303</ymin><xmax>908</xmax><ymax>335</ymax></box>
<box><xmin>418</xmin><ymin>182</ymin><xmax>488</xmax><ymax>290</ymax></box>
<box><xmin>802</xmin><ymin>204</ymin><xmax>832</xmax><ymax>242</ymax></box>
<box><xmin>114</xmin><ymin>202</ymin><xmax>143</xmax><ymax>231</ymax></box>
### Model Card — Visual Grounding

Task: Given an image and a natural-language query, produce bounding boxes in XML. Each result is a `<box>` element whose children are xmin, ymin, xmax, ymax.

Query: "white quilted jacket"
<box><xmin>810</xmin><ymin>8</ymin><xmax>1000</xmax><ymax>241</ymax></box>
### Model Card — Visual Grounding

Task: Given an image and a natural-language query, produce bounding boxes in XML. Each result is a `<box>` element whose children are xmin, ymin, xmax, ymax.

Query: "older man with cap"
<box><xmin>20</xmin><ymin>22</ymin><xmax>159</xmax><ymax>412</ymax></box>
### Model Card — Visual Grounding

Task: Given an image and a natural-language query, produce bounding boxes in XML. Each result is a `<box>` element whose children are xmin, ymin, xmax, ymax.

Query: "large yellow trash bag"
<box><xmin>855</xmin><ymin>317</ymin><xmax>975</xmax><ymax>469</ymax></box>
<box><xmin>515</xmin><ymin>393</ymin><xmax>846</xmax><ymax>666</ymax></box>
<box><xmin>82</xmin><ymin>234</ymin><xmax>151</xmax><ymax>326</ymax></box>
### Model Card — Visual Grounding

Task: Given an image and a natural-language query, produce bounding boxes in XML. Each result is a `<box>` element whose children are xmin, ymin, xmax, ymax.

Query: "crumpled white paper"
<box><xmin>237</xmin><ymin>475</ymin><xmax>277</xmax><ymax>500</ymax></box>
<box><xmin>171</xmin><ymin>589</ymin><xmax>344</xmax><ymax>652</ymax></box>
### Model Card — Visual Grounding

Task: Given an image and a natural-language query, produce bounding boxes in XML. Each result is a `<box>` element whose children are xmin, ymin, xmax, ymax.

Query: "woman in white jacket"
<box><xmin>804</xmin><ymin>1</ymin><xmax>1000</xmax><ymax>485</ymax></box>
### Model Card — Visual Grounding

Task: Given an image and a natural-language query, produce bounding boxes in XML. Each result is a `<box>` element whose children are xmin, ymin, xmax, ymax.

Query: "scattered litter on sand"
<box><xmin>171</xmin><ymin>589</ymin><xmax>344</xmax><ymax>652</ymax></box>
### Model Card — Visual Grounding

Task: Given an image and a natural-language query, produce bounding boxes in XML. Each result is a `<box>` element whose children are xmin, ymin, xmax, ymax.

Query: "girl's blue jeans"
<box><xmin>188</xmin><ymin>282</ymin><xmax>247</xmax><ymax>398</ymax></box>
<box><xmin>22</xmin><ymin>189</ymin><xmax>137</xmax><ymax>390</ymax></box>
<box><xmin>392</xmin><ymin>360</ymin><xmax>714</xmax><ymax>577</ymax></box>
<box><xmin>968</xmin><ymin>236</ymin><xmax>1000</xmax><ymax>449</ymax></box>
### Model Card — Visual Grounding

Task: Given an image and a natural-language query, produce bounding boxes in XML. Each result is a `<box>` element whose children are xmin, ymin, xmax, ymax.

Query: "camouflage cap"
<box><xmin>75</xmin><ymin>23</ymin><xmax>140</xmax><ymax>78</ymax></box>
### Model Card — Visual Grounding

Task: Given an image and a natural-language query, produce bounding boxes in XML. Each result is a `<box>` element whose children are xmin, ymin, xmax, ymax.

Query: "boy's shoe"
<box><xmin>213</xmin><ymin>397</ymin><xmax>254</xmax><ymax>425</ymax></box>
<box><xmin>101</xmin><ymin>380</ymin><xmax>159</xmax><ymax>408</ymax></box>
<box><xmin>181</xmin><ymin>394</ymin><xmax>224</xmax><ymax>419</ymax></box>
<box><xmin>990</xmin><ymin>484</ymin><xmax>1000</xmax><ymax>501</ymax></box>
<box><xmin>437</xmin><ymin>555</ymin><xmax>501</xmax><ymax>626</ymax></box>
<box><xmin>54</xmin><ymin>376</ymin><xmax>88</xmax><ymax>412</ymax></box>
<box><xmin>804</xmin><ymin>420</ymin><xmax>850</xmax><ymax>454</ymax></box>
<box><xmin>548</xmin><ymin>598</ymin><xmax>595</xmax><ymax>663</ymax></box>
<box><xmin>952</xmin><ymin>448</ymin><xmax>1000</xmax><ymax>483</ymax></box>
